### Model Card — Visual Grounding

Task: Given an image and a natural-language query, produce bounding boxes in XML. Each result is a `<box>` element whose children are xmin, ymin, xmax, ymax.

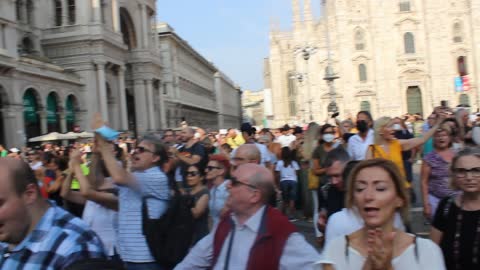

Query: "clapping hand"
<box><xmin>364</xmin><ymin>229</ymin><xmax>395</xmax><ymax>270</ymax></box>
<box><xmin>69</xmin><ymin>149</ymin><xmax>83</xmax><ymax>168</ymax></box>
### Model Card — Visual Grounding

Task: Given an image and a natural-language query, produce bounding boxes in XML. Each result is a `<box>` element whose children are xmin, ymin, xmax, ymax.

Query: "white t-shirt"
<box><xmin>276</xmin><ymin>134</ymin><xmax>296</xmax><ymax>148</ymax></box>
<box><xmin>275</xmin><ymin>160</ymin><xmax>300</xmax><ymax>182</ymax></box>
<box><xmin>320</xmin><ymin>234</ymin><xmax>446</xmax><ymax>270</ymax></box>
<box><xmin>325</xmin><ymin>208</ymin><xmax>405</xmax><ymax>248</ymax></box>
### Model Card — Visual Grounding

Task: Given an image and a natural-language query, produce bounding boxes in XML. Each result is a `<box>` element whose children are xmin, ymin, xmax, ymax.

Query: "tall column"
<box><xmin>95</xmin><ymin>61</ymin><xmax>109</xmax><ymax>122</ymax></box>
<box><xmin>145</xmin><ymin>79</ymin><xmax>156</xmax><ymax>131</ymax></box>
<box><xmin>134</xmin><ymin>79</ymin><xmax>148</xmax><ymax>135</ymax></box>
<box><xmin>117</xmin><ymin>66</ymin><xmax>128</xmax><ymax>130</ymax></box>
<box><xmin>62</xmin><ymin>0</ymin><xmax>68</xmax><ymax>25</ymax></box>
<box><xmin>39</xmin><ymin>111</ymin><xmax>47</xmax><ymax>134</ymax></box>
<box><xmin>59</xmin><ymin>111</ymin><xmax>67</xmax><ymax>133</ymax></box>
<box><xmin>112</xmin><ymin>0</ymin><xmax>120</xmax><ymax>32</ymax></box>
<box><xmin>92</xmin><ymin>0</ymin><xmax>101</xmax><ymax>23</ymax></box>
<box><xmin>152</xmin><ymin>13</ymin><xmax>159</xmax><ymax>51</ymax></box>
<box><xmin>158</xmin><ymin>81</ymin><xmax>166</xmax><ymax>129</ymax></box>
<box><xmin>140</xmin><ymin>4</ymin><xmax>149</xmax><ymax>49</ymax></box>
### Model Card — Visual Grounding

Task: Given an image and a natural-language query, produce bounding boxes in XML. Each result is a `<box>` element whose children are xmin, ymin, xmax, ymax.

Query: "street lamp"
<box><xmin>294</xmin><ymin>45</ymin><xmax>317</xmax><ymax>121</ymax></box>
<box><xmin>290</xmin><ymin>72</ymin><xmax>307</xmax><ymax>122</ymax></box>
<box><xmin>321</xmin><ymin>0</ymin><xmax>340</xmax><ymax>114</ymax></box>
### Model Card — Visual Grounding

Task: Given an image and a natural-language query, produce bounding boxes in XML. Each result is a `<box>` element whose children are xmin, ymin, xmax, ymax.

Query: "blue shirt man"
<box><xmin>0</xmin><ymin>158</ymin><xmax>106</xmax><ymax>269</ymax></box>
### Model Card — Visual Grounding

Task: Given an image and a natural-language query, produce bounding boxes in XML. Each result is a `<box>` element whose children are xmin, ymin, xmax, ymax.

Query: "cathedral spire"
<box><xmin>292</xmin><ymin>0</ymin><xmax>302</xmax><ymax>29</ymax></box>
<box><xmin>304</xmin><ymin>0</ymin><xmax>313</xmax><ymax>21</ymax></box>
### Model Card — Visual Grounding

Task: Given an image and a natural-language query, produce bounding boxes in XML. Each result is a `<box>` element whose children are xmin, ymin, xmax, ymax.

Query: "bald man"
<box><xmin>175</xmin><ymin>163</ymin><xmax>320</xmax><ymax>270</ymax></box>
<box><xmin>231</xmin><ymin>144</ymin><xmax>261</xmax><ymax>169</ymax></box>
<box><xmin>0</xmin><ymin>158</ymin><xmax>106</xmax><ymax>269</ymax></box>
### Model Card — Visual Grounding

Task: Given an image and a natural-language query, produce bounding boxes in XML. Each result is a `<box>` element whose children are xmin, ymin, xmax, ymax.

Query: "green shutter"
<box><xmin>65</xmin><ymin>96</ymin><xmax>75</xmax><ymax>122</ymax></box>
<box><xmin>47</xmin><ymin>94</ymin><xmax>57</xmax><ymax>124</ymax></box>
<box><xmin>23</xmin><ymin>91</ymin><xmax>38</xmax><ymax>123</ymax></box>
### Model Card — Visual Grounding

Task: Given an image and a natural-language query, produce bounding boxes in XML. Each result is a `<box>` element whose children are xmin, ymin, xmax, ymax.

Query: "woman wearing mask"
<box><xmin>347</xmin><ymin>111</ymin><xmax>374</xmax><ymax>161</ymax></box>
<box><xmin>431</xmin><ymin>147</ymin><xmax>480</xmax><ymax>270</ymax></box>
<box><xmin>421</xmin><ymin>125</ymin><xmax>457</xmax><ymax>220</ymax></box>
<box><xmin>311</xmin><ymin>124</ymin><xmax>343</xmax><ymax>243</ymax></box>
<box><xmin>321</xmin><ymin>159</ymin><xmax>446</xmax><ymax>270</ymax></box>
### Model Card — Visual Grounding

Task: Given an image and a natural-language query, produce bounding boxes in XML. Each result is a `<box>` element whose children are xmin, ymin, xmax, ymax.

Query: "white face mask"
<box><xmin>323</xmin><ymin>134</ymin><xmax>335</xmax><ymax>143</ymax></box>
<box><xmin>392</xmin><ymin>124</ymin><xmax>402</xmax><ymax>131</ymax></box>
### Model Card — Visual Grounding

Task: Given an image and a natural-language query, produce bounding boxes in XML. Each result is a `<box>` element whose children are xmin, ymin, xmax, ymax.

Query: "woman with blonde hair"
<box><xmin>321</xmin><ymin>159</ymin><xmax>446</xmax><ymax>270</ymax></box>
<box><xmin>366</xmin><ymin>111</ymin><xmax>445</xmax><ymax>186</ymax></box>
<box><xmin>431</xmin><ymin>147</ymin><xmax>480</xmax><ymax>270</ymax></box>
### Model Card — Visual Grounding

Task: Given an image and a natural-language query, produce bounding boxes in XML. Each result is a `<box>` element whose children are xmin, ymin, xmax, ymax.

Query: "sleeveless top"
<box><xmin>370</xmin><ymin>140</ymin><xmax>410</xmax><ymax>188</ymax></box>
<box><xmin>191</xmin><ymin>187</ymin><xmax>210</xmax><ymax>245</ymax></box>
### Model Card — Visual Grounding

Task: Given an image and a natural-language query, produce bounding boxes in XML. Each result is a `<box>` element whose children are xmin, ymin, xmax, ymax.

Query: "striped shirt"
<box><xmin>117</xmin><ymin>166</ymin><xmax>170</xmax><ymax>262</ymax></box>
<box><xmin>0</xmin><ymin>204</ymin><xmax>106</xmax><ymax>269</ymax></box>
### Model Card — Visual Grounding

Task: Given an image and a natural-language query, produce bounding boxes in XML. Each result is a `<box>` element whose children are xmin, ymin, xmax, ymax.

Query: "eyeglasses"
<box><xmin>230</xmin><ymin>177</ymin><xmax>257</xmax><ymax>189</ymax></box>
<box><xmin>453</xmin><ymin>167</ymin><xmax>480</xmax><ymax>178</ymax></box>
<box><xmin>134</xmin><ymin>146</ymin><xmax>154</xmax><ymax>154</ymax></box>
<box><xmin>206</xmin><ymin>166</ymin><xmax>222</xmax><ymax>171</ymax></box>
<box><xmin>186</xmin><ymin>171</ymin><xmax>200</xmax><ymax>177</ymax></box>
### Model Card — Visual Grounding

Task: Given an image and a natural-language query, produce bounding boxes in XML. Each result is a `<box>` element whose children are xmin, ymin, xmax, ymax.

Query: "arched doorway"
<box><xmin>65</xmin><ymin>95</ymin><xmax>78</xmax><ymax>131</ymax></box>
<box><xmin>23</xmin><ymin>88</ymin><xmax>41</xmax><ymax>139</ymax></box>
<box><xmin>459</xmin><ymin>93</ymin><xmax>470</xmax><ymax>107</ymax></box>
<box><xmin>46</xmin><ymin>92</ymin><xmax>60</xmax><ymax>132</ymax></box>
<box><xmin>406</xmin><ymin>86</ymin><xmax>423</xmax><ymax>116</ymax></box>
<box><xmin>120</xmin><ymin>8</ymin><xmax>137</xmax><ymax>50</ymax></box>
<box><xmin>360</xmin><ymin>101</ymin><xmax>371</xmax><ymax>112</ymax></box>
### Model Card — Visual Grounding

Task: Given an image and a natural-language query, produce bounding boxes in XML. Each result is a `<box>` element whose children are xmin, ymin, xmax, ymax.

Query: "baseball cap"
<box><xmin>240</xmin><ymin>123</ymin><xmax>253</xmax><ymax>133</ymax></box>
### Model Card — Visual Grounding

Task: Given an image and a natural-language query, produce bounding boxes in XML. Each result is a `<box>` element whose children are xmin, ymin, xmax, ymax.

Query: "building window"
<box><xmin>101</xmin><ymin>0</ymin><xmax>107</xmax><ymax>24</ymax></box>
<box><xmin>289</xmin><ymin>100</ymin><xmax>297</xmax><ymax>117</ymax></box>
<box><xmin>453</xmin><ymin>22</ymin><xmax>463</xmax><ymax>43</ymax></box>
<box><xmin>360</xmin><ymin>101</ymin><xmax>371</xmax><ymax>112</ymax></box>
<box><xmin>54</xmin><ymin>0</ymin><xmax>62</xmax><ymax>26</ymax></box>
<box><xmin>358</xmin><ymin>64</ymin><xmax>367</xmax><ymax>82</ymax></box>
<box><xmin>26</xmin><ymin>0</ymin><xmax>33</xmax><ymax>25</ymax></box>
<box><xmin>0</xmin><ymin>24</ymin><xmax>6</xmax><ymax>50</ymax></box>
<box><xmin>458</xmin><ymin>56</ymin><xmax>468</xmax><ymax>76</ymax></box>
<box><xmin>404</xmin><ymin>32</ymin><xmax>415</xmax><ymax>54</ymax></box>
<box><xmin>399</xmin><ymin>0</ymin><xmax>411</xmax><ymax>12</ymax></box>
<box><xmin>287</xmin><ymin>72</ymin><xmax>296</xmax><ymax>97</ymax></box>
<box><xmin>68</xmin><ymin>0</ymin><xmax>76</xmax><ymax>25</ymax></box>
<box><xmin>355</xmin><ymin>29</ymin><xmax>366</xmax><ymax>51</ymax></box>
<box><xmin>16</xmin><ymin>0</ymin><xmax>24</xmax><ymax>21</ymax></box>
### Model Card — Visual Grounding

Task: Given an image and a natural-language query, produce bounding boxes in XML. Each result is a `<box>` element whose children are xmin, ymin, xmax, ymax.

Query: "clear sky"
<box><xmin>156</xmin><ymin>0</ymin><xmax>322</xmax><ymax>91</ymax></box>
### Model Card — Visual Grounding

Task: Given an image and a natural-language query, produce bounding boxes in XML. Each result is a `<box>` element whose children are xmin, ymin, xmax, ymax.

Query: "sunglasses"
<box><xmin>187</xmin><ymin>171</ymin><xmax>200</xmax><ymax>177</ymax></box>
<box><xmin>453</xmin><ymin>167</ymin><xmax>480</xmax><ymax>178</ymax></box>
<box><xmin>135</xmin><ymin>146</ymin><xmax>154</xmax><ymax>154</ymax></box>
<box><xmin>206</xmin><ymin>166</ymin><xmax>222</xmax><ymax>171</ymax></box>
<box><xmin>230</xmin><ymin>177</ymin><xmax>257</xmax><ymax>189</ymax></box>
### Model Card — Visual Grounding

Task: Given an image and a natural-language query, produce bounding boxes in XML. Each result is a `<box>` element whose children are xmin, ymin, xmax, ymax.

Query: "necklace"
<box><xmin>453</xmin><ymin>195</ymin><xmax>480</xmax><ymax>269</ymax></box>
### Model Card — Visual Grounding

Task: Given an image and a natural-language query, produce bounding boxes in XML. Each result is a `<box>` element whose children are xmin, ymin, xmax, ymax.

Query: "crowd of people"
<box><xmin>0</xmin><ymin>105</ymin><xmax>479</xmax><ymax>269</ymax></box>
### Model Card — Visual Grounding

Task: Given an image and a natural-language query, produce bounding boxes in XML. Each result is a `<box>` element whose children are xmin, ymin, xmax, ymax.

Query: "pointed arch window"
<box><xmin>359</xmin><ymin>64</ymin><xmax>367</xmax><ymax>82</ymax></box>
<box><xmin>404</xmin><ymin>32</ymin><xmax>415</xmax><ymax>54</ymax></box>
<box><xmin>399</xmin><ymin>0</ymin><xmax>411</xmax><ymax>12</ymax></box>
<box><xmin>68</xmin><ymin>0</ymin><xmax>76</xmax><ymax>25</ymax></box>
<box><xmin>54</xmin><ymin>0</ymin><xmax>62</xmax><ymax>26</ymax></box>
<box><xmin>355</xmin><ymin>30</ymin><xmax>366</xmax><ymax>51</ymax></box>
<box><xmin>453</xmin><ymin>22</ymin><xmax>463</xmax><ymax>43</ymax></box>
